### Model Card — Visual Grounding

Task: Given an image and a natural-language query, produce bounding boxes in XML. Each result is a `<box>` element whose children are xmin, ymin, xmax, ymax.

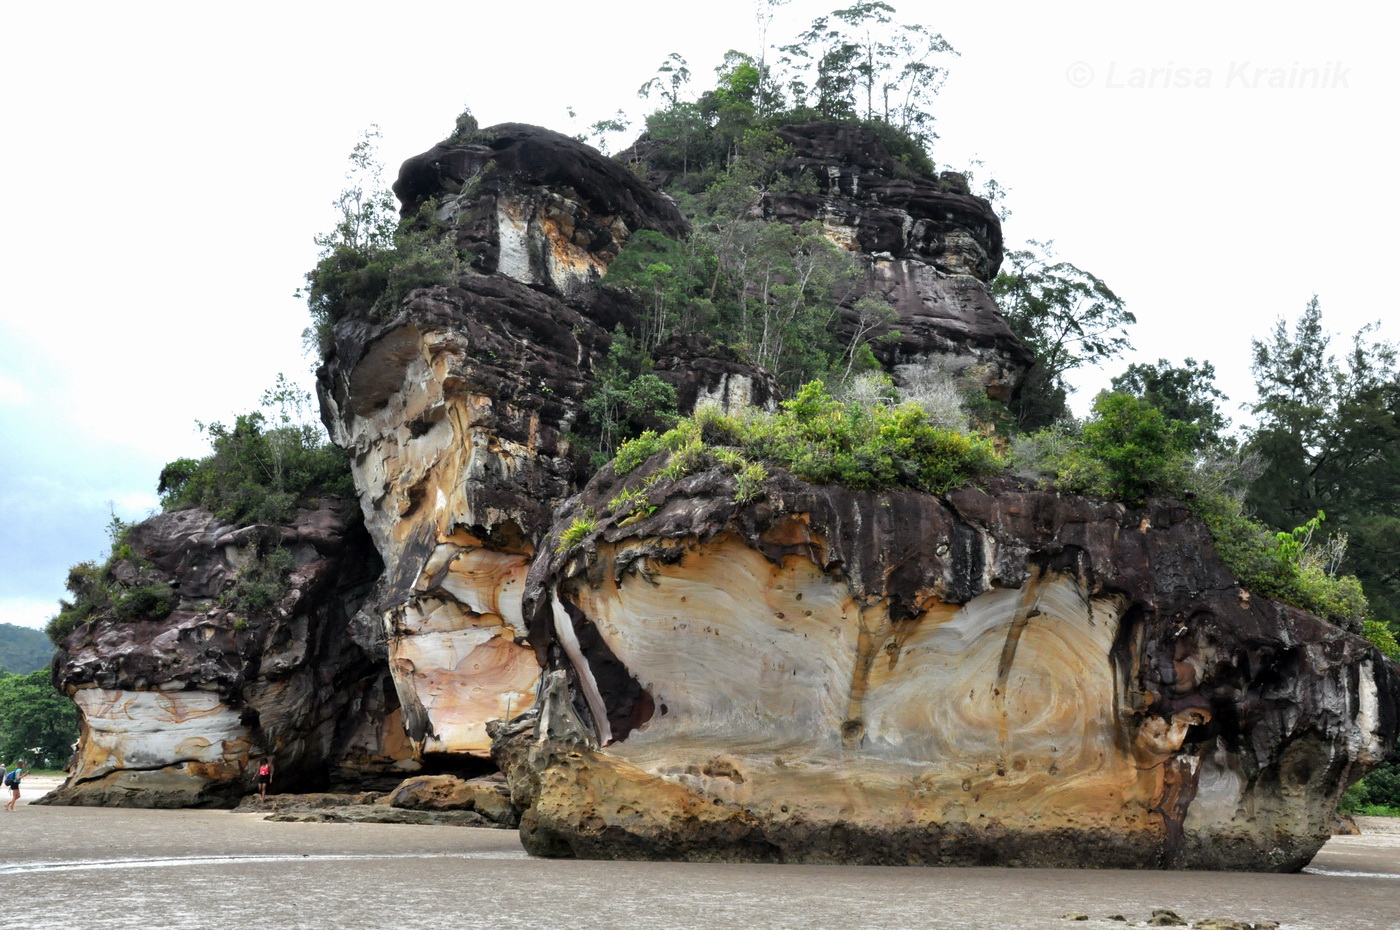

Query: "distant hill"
<box><xmin>0</xmin><ymin>623</ymin><xmax>55</xmax><ymax>674</ymax></box>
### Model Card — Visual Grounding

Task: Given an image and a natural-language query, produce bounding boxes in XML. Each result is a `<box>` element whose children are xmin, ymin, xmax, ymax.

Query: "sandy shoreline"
<box><xmin>3</xmin><ymin>782</ymin><xmax>1397</xmax><ymax>930</ymax></box>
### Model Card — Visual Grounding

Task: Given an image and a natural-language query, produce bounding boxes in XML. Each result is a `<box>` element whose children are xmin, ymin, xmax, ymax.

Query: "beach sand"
<box><xmin>2</xmin><ymin>780</ymin><xmax>1396</xmax><ymax>930</ymax></box>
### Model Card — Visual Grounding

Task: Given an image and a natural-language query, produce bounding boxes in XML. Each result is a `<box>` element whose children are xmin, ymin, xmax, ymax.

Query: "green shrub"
<box><xmin>45</xmin><ymin>561</ymin><xmax>113</xmax><ymax>644</ymax></box>
<box><xmin>614</xmin><ymin>431</ymin><xmax>666</xmax><ymax>476</ymax></box>
<box><xmin>740</xmin><ymin>381</ymin><xmax>1002</xmax><ymax>494</ymax></box>
<box><xmin>1352</xmin><ymin>803</ymin><xmax>1400</xmax><ymax>817</ymax></box>
<box><xmin>1193</xmin><ymin>497</ymin><xmax>1369</xmax><ymax>628</ymax></box>
<box><xmin>224</xmin><ymin>546</ymin><xmax>296</xmax><ymax>617</ymax></box>
<box><xmin>578</xmin><ymin>327</ymin><xmax>680</xmax><ymax>464</ymax></box>
<box><xmin>45</xmin><ymin>609</ymin><xmax>86</xmax><ymax>645</ymax></box>
<box><xmin>301</xmin><ymin>129</ymin><xmax>465</xmax><ymax>347</ymax></box>
<box><xmin>556</xmin><ymin>512</ymin><xmax>598</xmax><ymax>553</ymax></box>
<box><xmin>305</xmin><ymin>202</ymin><xmax>463</xmax><ymax>336</ymax></box>
<box><xmin>1341</xmin><ymin>755</ymin><xmax>1400</xmax><ymax>815</ymax></box>
<box><xmin>607</xmin><ymin>486</ymin><xmax>649</xmax><ymax>516</ymax></box>
<box><xmin>733</xmin><ymin>461</ymin><xmax>769</xmax><ymax>503</ymax></box>
<box><xmin>159</xmin><ymin>378</ymin><xmax>355</xmax><ymax>525</ymax></box>
<box><xmin>110</xmin><ymin>583</ymin><xmax>177</xmax><ymax>623</ymax></box>
<box><xmin>1034</xmin><ymin>392</ymin><xmax>1195</xmax><ymax>503</ymax></box>
<box><xmin>607</xmin><ymin>381</ymin><xmax>1002</xmax><ymax>502</ymax></box>
<box><xmin>1008</xmin><ymin>394</ymin><xmax>1370</xmax><ymax>628</ymax></box>
<box><xmin>1363</xmin><ymin>620</ymin><xmax>1400</xmax><ymax>662</ymax></box>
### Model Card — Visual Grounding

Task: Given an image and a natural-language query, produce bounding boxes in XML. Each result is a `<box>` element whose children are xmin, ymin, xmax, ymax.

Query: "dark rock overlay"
<box><xmin>43</xmin><ymin>501</ymin><xmax>403</xmax><ymax>808</ymax></box>
<box><xmin>764</xmin><ymin>122</ymin><xmax>1033</xmax><ymax>400</ymax></box>
<box><xmin>504</xmin><ymin>466</ymin><xmax>1400</xmax><ymax>869</ymax></box>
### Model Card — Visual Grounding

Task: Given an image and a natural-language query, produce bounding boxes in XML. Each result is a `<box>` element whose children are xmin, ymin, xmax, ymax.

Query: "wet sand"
<box><xmin>3</xmin><ymin>780</ymin><xmax>1396</xmax><ymax>930</ymax></box>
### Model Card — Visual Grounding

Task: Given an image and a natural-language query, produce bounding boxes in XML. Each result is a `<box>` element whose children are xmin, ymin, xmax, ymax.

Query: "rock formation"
<box><xmin>763</xmin><ymin>122</ymin><xmax>1032</xmax><ymax>402</ymax></box>
<box><xmin>316</xmin><ymin>125</ymin><xmax>780</xmax><ymax>763</ymax></box>
<box><xmin>44</xmin><ymin>501</ymin><xmax>402</xmax><ymax>807</ymax></box>
<box><xmin>45</xmin><ymin>114</ymin><xmax>1399</xmax><ymax>873</ymax></box>
<box><xmin>504</xmin><ymin>468</ymin><xmax>1400</xmax><ymax>869</ymax></box>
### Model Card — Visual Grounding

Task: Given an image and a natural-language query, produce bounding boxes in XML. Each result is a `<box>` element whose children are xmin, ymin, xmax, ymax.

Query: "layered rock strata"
<box><xmin>763</xmin><ymin>122</ymin><xmax>1033</xmax><ymax>401</ymax></box>
<box><xmin>45</xmin><ymin>502</ymin><xmax>402</xmax><ymax>807</ymax></box>
<box><xmin>394</xmin><ymin>123</ymin><xmax>688</xmax><ymax>295</ymax></box>
<box><xmin>502</xmin><ymin>465</ymin><xmax>1400</xmax><ymax>870</ymax></box>
<box><xmin>320</xmin><ymin>125</ymin><xmax>764</xmax><ymax>760</ymax></box>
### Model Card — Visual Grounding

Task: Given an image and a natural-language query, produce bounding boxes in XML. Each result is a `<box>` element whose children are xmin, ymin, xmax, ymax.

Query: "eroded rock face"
<box><xmin>45</xmin><ymin>502</ymin><xmax>404</xmax><ymax>808</ymax></box>
<box><xmin>320</xmin><ymin>127</ymin><xmax>777</xmax><ymax>760</ymax></box>
<box><xmin>503</xmin><ymin>466</ymin><xmax>1400</xmax><ymax>869</ymax></box>
<box><xmin>763</xmin><ymin>123</ymin><xmax>1033</xmax><ymax>401</ymax></box>
<box><xmin>318</xmin><ymin>278</ymin><xmax>597</xmax><ymax>756</ymax></box>
<box><xmin>651</xmin><ymin>334</ymin><xmax>782</xmax><ymax>417</ymax></box>
<box><xmin>386</xmin><ymin>772</ymin><xmax>518</xmax><ymax>826</ymax></box>
<box><xmin>394</xmin><ymin>123</ymin><xmax>688</xmax><ymax>296</ymax></box>
<box><xmin>768</xmin><ymin>123</ymin><xmax>1003</xmax><ymax>279</ymax></box>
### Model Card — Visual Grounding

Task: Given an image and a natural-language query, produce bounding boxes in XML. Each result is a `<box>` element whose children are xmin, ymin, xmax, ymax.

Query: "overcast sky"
<box><xmin>2</xmin><ymin>1</ymin><xmax>1393</xmax><ymax>630</ymax></box>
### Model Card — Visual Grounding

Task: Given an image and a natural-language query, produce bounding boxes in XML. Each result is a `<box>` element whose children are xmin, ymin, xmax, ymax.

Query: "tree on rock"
<box><xmin>992</xmin><ymin>240</ymin><xmax>1134</xmax><ymax>429</ymax></box>
<box><xmin>1111</xmin><ymin>357</ymin><xmax>1230</xmax><ymax>449</ymax></box>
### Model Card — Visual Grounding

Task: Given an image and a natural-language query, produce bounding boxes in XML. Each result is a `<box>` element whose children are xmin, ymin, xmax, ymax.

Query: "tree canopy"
<box><xmin>1111</xmin><ymin>357</ymin><xmax>1230</xmax><ymax>449</ymax></box>
<box><xmin>992</xmin><ymin>240</ymin><xmax>1135</xmax><ymax>429</ymax></box>
<box><xmin>0</xmin><ymin>624</ymin><xmax>53</xmax><ymax>675</ymax></box>
<box><xmin>1245</xmin><ymin>297</ymin><xmax>1400</xmax><ymax>628</ymax></box>
<box><xmin>0</xmin><ymin>669</ymin><xmax>78</xmax><ymax>770</ymax></box>
<box><xmin>157</xmin><ymin>374</ymin><xmax>354</xmax><ymax>526</ymax></box>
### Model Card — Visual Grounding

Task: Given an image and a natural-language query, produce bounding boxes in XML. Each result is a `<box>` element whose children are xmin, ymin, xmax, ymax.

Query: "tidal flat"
<box><xmin>3</xmin><ymin>781</ymin><xmax>1397</xmax><ymax>930</ymax></box>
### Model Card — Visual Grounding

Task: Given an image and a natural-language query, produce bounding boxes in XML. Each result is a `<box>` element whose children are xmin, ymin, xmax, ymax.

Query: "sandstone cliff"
<box><xmin>45</xmin><ymin>501</ymin><xmax>404</xmax><ymax>806</ymax></box>
<box><xmin>45</xmin><ymin>114</ymin><xmax>1399</xmax><ymax>873</ymax></box>
<box><xmin>502</xmin><ymin>466</ymin><xmax>1399</xmax><ymax>869</ymax></box>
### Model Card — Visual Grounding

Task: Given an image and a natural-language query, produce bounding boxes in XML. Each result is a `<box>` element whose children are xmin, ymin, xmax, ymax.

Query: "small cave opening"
<box><xmin>417</xmin><ymin>752</ymin><xmax>501</xmax><ymax>781</ymax></box>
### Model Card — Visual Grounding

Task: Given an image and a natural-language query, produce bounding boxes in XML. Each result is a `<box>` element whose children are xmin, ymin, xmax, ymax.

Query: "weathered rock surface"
<box><xmin>767</xmin><ymin>122</ymin><xmax>1003</xmax><ymax>280</ymax></box>
<box><xmin>318</xmin><ymin>125</ymin><xmax>779</xmax><ymax>762</ymax></box>
<box><xmin>394</xmin><ymin>123</ymin><xmax>688</xmax><ymax>296</ymax></box>
<box><xmin>500</xmin><ymin>463</ymin><xmax>1400</xmax><ymax>869</ymax></box>
<box><xmin>762</xmin><ymin>122</ymin><xmax>1033</xmax><ymax>401</ymax></box>
<box><xmin>650</xmin><ymin>334</ymin><xmax>782</xmax><ymax>417</ymax></box>
<box><xmin>232</xmin><ymin>784</ymin><xmax>515</xmax><ymax>827</ymax></box>
<box><xmin>53</xmin><ymin>108</ymin><xmax>1394</xmax><ymax>876</ymax></box>
<box><xmin>318</xmin><ymin>277</ymin><xmax>592</xmax><ymax>758</ymax></box>
<box><xmin>386</xmin><ymin>772</ymin><xmax>518</xmax><ymax>826</ymax></box>
<box><xmin>43</xmin><ymin>502</ymin><xmax>405</xmax><ymax>808</ymax></box>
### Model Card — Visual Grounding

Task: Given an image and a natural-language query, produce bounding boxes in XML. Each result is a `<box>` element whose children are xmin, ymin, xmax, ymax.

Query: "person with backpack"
<box><xmin>4</xmin><ymin>760</ymin><xmax>28</xmax><ymax>811</ymax></box>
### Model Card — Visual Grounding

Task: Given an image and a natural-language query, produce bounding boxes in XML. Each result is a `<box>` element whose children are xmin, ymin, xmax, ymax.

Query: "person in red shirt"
<box><xmin>256</xmin><ymin>759</ymin><xmax>273</xmax><ymax>802</ymax></box>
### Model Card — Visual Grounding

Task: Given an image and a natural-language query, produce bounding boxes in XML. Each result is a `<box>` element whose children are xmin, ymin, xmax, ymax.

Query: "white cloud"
<box><xmin>0</xmin><ymin>598</ymin><xmax>58</xmax><ymax>632</ymax></box>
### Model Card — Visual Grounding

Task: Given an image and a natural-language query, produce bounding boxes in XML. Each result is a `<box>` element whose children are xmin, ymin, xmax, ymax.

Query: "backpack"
<box><xmin>3</xmin><ymin>773</ymin><xmax>16</xmax><ymax>788</ymax></box>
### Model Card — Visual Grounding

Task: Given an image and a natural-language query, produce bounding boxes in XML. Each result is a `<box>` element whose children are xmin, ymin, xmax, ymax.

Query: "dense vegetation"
<box><xmin>610</xmin><ymin>380</ymin><xmax>999</xmax><ymax>495</ymax></box>
<box><xmin>300</xmin><ymin>127</ymin><xmax>464</xmax><ymax>356</ymax></box>
<box><xmin>626</xmin><ymin>1</ymin><xmax>952</xmax><ymax>187</ymax></box>
<box><xmin>0</xmin><ymin>669</ymin><xmax>79</xmax><ymax>770</ymax></box>
<box><xmin>0</xmin><ymin>623</ymin><xmax>53</xmax><ymax>675</ymax></box>
<box><xmin>157</xmin><ymin>375</ymin><xmax>354</xmax><ymax>525</ymax></box>
<box><xmin>562</xmin><ymin>379</ymin><xmax>1000</xmax><ymax>549</ymax></box>
<box><xmin>1342</xmin><ymin>756</ymin><xmax>1400</xmax><ymax>816</ymax></box>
